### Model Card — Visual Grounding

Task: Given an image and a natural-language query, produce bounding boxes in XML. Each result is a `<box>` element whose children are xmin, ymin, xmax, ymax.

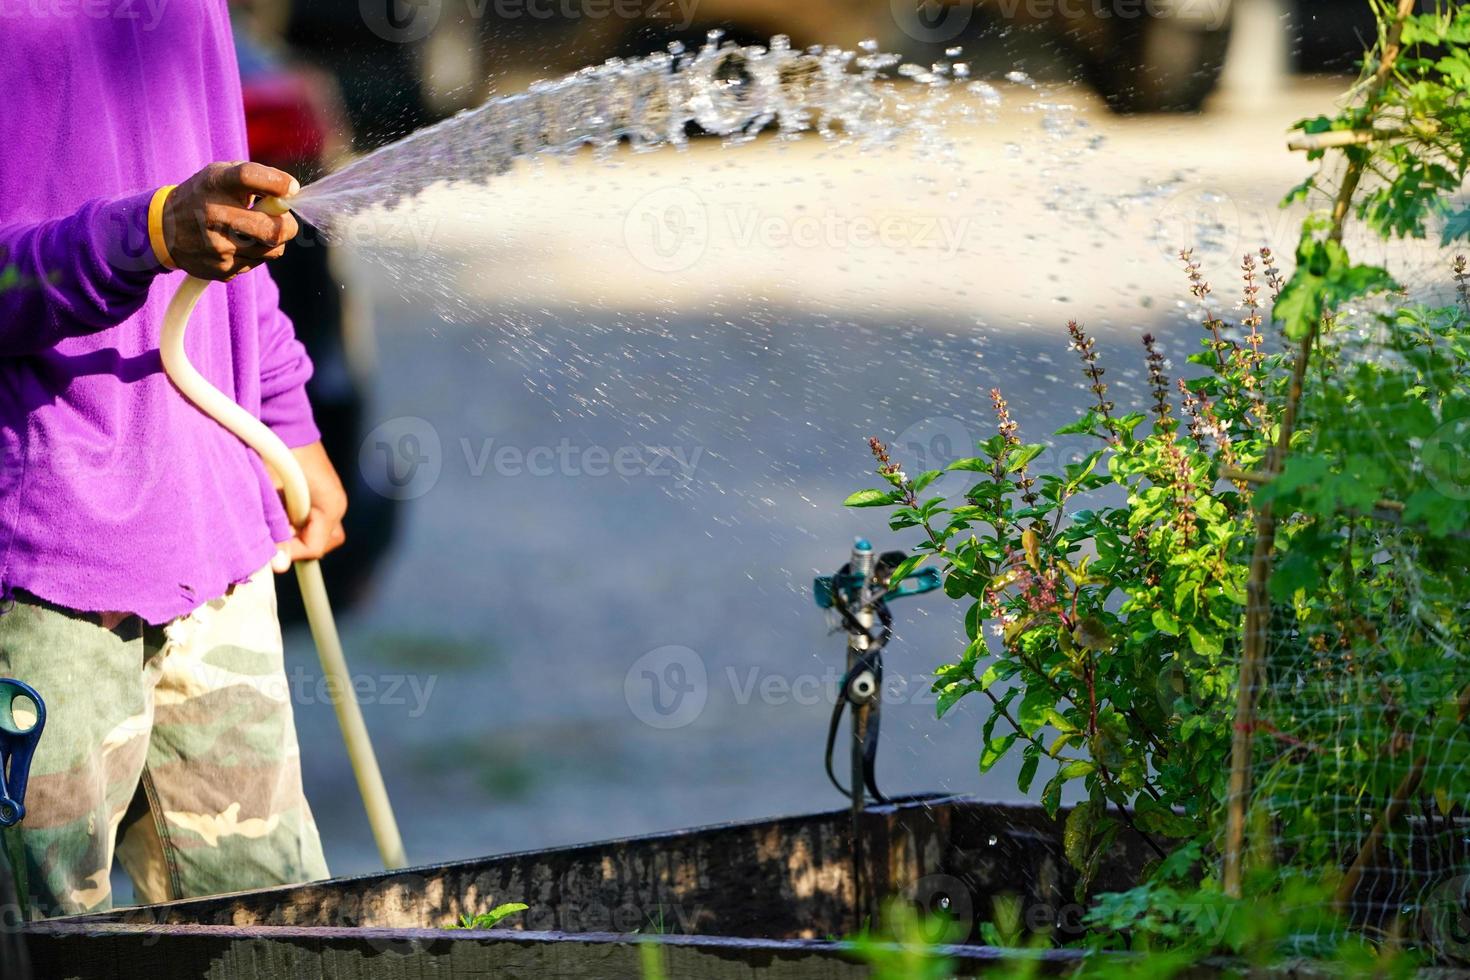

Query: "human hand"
<box><xmin>272</xmin><ymin>440</ymin><xmax>347</xmax><ymax>572</ymax></box>
<box><xmin>163</xmin><ymin>162</ymin><xmax>299</xmax><ymax>281</ymax></box>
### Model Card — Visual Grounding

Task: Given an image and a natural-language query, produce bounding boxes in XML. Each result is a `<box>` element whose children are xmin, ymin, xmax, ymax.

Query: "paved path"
<box><xmin>282</xmin><ymin>77</ymin><xmax>1454</xmax><ymax>879</ymax></box>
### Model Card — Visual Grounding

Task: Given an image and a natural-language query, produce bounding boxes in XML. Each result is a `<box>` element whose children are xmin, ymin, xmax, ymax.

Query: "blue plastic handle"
<box><xmin>887</xmin><ymin>566</ymin><xmax>942</xmax><ymax>599</ymax></box>
<box><xmin>0</xmin><ymin>679</ymin><xmax>44</xmax><ymax>828</ymax></box>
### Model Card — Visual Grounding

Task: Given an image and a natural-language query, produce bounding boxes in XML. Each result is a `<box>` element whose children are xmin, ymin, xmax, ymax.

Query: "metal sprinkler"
<box><xmin>814</xmin><ymin>537</ymin><xmax>939</xmax><ymax>926</ymax></box>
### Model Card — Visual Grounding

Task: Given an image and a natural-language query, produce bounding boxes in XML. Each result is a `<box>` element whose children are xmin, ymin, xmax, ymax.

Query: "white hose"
<box><xmin>159</xmin><ymin>212</ymin><xmax>408</xmax><ymax>870</ymax></box>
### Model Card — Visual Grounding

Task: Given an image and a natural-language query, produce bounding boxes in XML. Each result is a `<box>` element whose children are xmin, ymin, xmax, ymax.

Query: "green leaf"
<box><xmin>1133</xmin><ymin>797</ymin><xmax>1195</xmax><ymax>838</ymax></box>
<box><xmin>1272</xmin><ymin>236</ymin><xmax>1394</xmax><ymax>341</ymax></box>
<box><xmin>1018</xmin><ymin>744</ymin><xmax>1041</xmax><ymax>794</ymax></box>
<box><xmin>978</xmin><ymin>658</ymin><xmax>1022</xmax><ymax>691</ymax></box>
<box><xmin>1059</xmin><ymin>759</ymin><xmax>1095</xmax><ymax>779</ymax></box>
<box><xmin>1007</xmin><ymin>444</ymin><xmax>1046</xmax><ymax>473</ymax></box>
<box><xmin>1042</xmin><ymin>770</ymin><xmax>1064</xmax><ymax>818</ymax></box>
<box><xmin>1054</xmin><ymin>412</ymin><xmax>1100</xmax><ymax>436</ymax></box>
<box><xmin>1442</xmin><ymin>207</ymin><xmax>1470</xmax><ymax>244</ymax></box>
<box><xmin>936</xmin><ymin>680</ymin><xmax>978</xmax><ymax>718</ymax></box>
<box><xmin>1151</xmin><ymin>607</ymin><xmax>1182</xmax><ymax>636</ymax></box>
<box><xmin>980</xmin><ymin>732</ymin><xmax>1018</xmax><ymax>773</ymax></box>
<box><xmin>844</xmin><ymin>488</ymin><xmax>896</xmax><ymax>507</ymax></box>
<box><xmin>1064</xmin><ymin>800</ymin><xmax>1098</xmax><ymax>871</ymax></box>
<box><xmin>453</xmin><ymin>902</ymin><xmax>530</xmax><ymax>930</ymax></box>
<box><xmin>885</xmin><ymin>554</ymin><xmax>926</xmax><ymax>589</ymax></box>
<box><xmin>1018</xmin><ymin>686</ymin><xmax>1055</xmax><ymax>735</ymax></box>
<box><xmin>910</xmin><ymin>469</ymin><xmax>943</xmax><ymax>495</ymax></box>
<box><xmin>1186</xmin><ymin>625</ymin><xmax>1223</xmax><ymax>657</ymax></box>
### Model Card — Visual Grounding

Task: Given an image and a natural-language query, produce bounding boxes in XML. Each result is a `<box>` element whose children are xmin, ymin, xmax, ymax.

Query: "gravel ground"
<box><xmin>272</xmin><ymin>76</ymin><xmax>1450</xmax><ymax>878</ymax></box>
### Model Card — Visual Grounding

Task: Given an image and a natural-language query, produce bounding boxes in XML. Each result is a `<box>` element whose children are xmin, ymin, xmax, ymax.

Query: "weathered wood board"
<box><xmin>14</xmin><ymin>795</ymin><xmax>1159</xmax><ymax>979</ymax></box>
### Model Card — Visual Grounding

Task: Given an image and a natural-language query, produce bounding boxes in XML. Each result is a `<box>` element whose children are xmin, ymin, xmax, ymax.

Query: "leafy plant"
<box><xmin>850</xmin><ymin>259</ymin><xmax>1286</xmax><ymax>869</ymax></box>
<box><xmin>449</xmin><ymin>901</ymin><xmax>529</xmax><ymax>930</ymax></box>
<box><xmin>845</xmin><ymin>898</ymin><xmax>960</xmax><ymax>980</ymax></box>
<box><xmin>850</xmin><ymin>0</ymin><xmax>1470</xmax><ymax>964</ymax></box>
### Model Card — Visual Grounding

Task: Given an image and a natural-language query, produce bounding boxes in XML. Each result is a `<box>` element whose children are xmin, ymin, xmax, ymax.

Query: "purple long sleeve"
<box><xmin>0</xmin><ymin>193</ymin><xmax>160</xmax><ymax>355</ymax></box>
<box><xmin>0</xmin><ymin>8</ymin><xmax>321</xmax><ymax>623</ymax></box>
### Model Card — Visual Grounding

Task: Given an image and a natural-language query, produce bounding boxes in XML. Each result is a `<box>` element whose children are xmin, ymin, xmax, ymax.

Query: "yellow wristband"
<box><xmin>148</xmin><ymin>184</ymin><xmax>177</xmax><ymax>271</ymax></box>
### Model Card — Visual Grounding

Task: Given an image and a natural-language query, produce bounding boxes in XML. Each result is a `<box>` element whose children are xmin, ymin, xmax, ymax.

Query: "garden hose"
<box><xmin>159</xmin><ymin>194</ymin><xmax>408</xmax><ymax>870</ymax></box>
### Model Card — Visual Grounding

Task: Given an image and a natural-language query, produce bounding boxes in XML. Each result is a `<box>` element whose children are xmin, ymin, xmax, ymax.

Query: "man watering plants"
<box><xmin>0</xmin><ymin>12</ymin><xmax>345</xmax><ymax>914</ymax></box>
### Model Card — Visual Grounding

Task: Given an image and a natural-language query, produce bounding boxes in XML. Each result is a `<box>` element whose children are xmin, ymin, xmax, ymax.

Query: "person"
<box><xmin>0</xmin><ymin>11</ymin><xmax>345</xmax><ymax>915</ymax></box>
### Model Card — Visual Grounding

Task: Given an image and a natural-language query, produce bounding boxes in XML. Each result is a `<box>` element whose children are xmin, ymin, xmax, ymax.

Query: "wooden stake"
<box><xmin>1222</xmin><ymin>0</ymin><xmax>1418</xmax><ymax>898</ymax></box>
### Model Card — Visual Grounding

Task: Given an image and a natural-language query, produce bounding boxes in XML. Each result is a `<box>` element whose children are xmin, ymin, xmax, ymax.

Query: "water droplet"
<box><xmin>967</xmin><ymin>81</ymin><xmax>1001</xmax><ymax>107</ymax></box>
<box><xmin>987</xmin><ymin>834</ymin><xmax>998</xmax><ymax>846</ymax></box>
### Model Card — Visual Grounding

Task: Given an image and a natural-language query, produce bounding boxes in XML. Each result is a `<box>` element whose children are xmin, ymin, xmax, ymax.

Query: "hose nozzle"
<box><xmin>256</xmin><ymin>194</ymin><xmax>293</xmax><ymax>217</ymax></box>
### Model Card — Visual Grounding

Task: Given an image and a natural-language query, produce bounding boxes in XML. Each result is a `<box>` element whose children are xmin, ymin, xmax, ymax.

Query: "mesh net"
<box><xmin>1239</xmin><ymin>299</ymin><xmax>1470</xmax><ymax>962</ymax></box>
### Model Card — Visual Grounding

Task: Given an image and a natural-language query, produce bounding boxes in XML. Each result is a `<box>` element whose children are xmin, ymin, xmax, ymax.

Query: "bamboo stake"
<box><xmin>1221</xmin><ymin>0</ymin><xmax>1417</xmax><ymax>898</ymax></box>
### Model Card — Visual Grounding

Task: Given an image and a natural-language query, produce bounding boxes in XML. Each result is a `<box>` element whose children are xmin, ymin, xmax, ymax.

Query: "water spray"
<box><xmin>284</xmin><ymin>35</ymin><xmax>956</xmax><ymax>237</ymax></box>
<box><xmin>813</xmin><ymin>538</ymin><xmax>938</xmax><ymax>923</ymax></box>
<box><xmin>160</xmin><ymin>195</ymin><xmax>406</xmax><ymax>870</ymax></box>
<box><xmin>156</xmin><ymin>36</ymin><xmax>955</xmax><ymax>873</ymax></box>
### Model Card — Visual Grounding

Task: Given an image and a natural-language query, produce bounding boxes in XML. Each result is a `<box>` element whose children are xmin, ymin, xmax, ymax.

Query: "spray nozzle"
<box><xmin>812</xmin><ymin>539</ymin><xmax>941</xmax><ymax>610</ymax></box>
<box><xmin>256</xmin><ymin>194</ymin><xmax>294</xmax><ymax>217</ymax></box>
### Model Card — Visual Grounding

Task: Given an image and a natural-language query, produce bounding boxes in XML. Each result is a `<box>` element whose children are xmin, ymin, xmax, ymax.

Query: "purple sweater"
<box><xmin>0</xmin><ymin>8</ymin><xmax>319</xmax><ymax>624</ymax></box>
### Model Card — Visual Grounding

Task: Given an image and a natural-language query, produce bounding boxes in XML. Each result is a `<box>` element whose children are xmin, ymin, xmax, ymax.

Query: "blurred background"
<box><xmin>203</xmin><ymin>0</ymin><xmax>1406</xmax><ymax>881</ymax></box>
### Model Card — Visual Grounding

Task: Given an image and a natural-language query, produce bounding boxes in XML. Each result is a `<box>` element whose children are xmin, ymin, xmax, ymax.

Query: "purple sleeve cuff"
<box><xmin>91</xmin><ymin>190</ymin><xmax>168</xmax><ymax>284</ymax></box>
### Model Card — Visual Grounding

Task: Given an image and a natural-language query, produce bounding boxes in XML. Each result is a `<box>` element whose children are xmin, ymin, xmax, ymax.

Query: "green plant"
<box><xmin>639</xmin><ymin>937</ymin><xmax>668</xmax><ymax>980</ymax></box>
<box><xmin>850</xmin><ymin>264</ymin><xmax>1283</xmax><ymax>870</ymax></box>
<box><xmin>845</xmin><ymin>898</ymin><xmax>960</xmax><ymax>980</ymax></box>
<box><xmin>449</xmin><ymin>901</ymin><xmax>529</xmax><ymax>930</ymax></box>
<box><xmin>850</xmin><ymin>0</ymin><xmax>1470</xmax><ymax>963</ymax></box>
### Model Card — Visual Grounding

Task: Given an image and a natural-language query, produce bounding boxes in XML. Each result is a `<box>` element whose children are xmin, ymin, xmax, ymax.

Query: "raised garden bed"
<box><xmin>25</xmin><ymin>794</ymin><xmax>1166</xmax><ymax>979</ymax></box>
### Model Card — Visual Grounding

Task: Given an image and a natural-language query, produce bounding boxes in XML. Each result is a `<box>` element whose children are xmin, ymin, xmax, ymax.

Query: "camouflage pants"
<box><xmin>0</xmin><ymin>566</ymin><xmax>328</xmax><ymax>917</ymax></box>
